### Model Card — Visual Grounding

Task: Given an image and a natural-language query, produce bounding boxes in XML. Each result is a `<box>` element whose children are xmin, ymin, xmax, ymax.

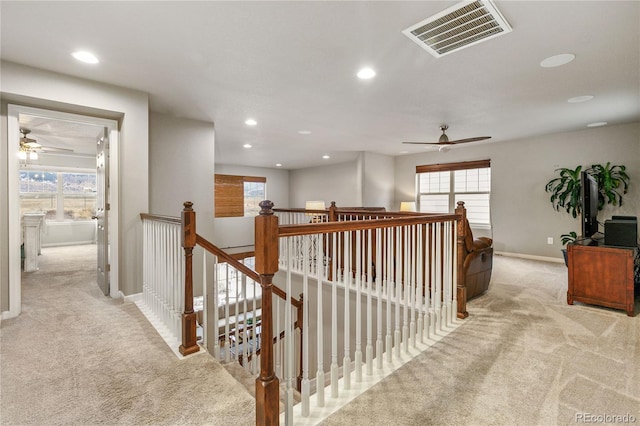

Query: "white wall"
<box><xmin>213</xmin><ymin>164</ymin><xmax>289</xmax><ymax>249</ymax></box>
<box><xmin>289</xmin><ymin>161</ymin><xmax>359</xmax><ymax>209</ymax></box>
<box><xmin>41</xmin><ymin>222</ymin><xmax>97</xmax><ymax>247</ymax></box>
<box><xmin>1</xmin><ymin>61</ymin><xmax>149</xmax><ymax>310</ymax></box>
<box><xmin>395</xmin><ymin>122</ymin><xmax>640</xmax><ymax>260</ymax></box>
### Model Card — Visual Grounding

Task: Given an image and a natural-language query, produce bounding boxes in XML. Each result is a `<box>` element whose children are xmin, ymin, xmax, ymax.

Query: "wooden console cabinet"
<box><xmin>567</xmin><ymin>240</ymin><xmax>638</xmax><ymax>316</ymax></box>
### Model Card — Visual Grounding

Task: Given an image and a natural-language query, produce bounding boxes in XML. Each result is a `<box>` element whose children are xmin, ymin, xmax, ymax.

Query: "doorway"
<box><xmin>7</xmin><ymin>105</ymin><xmax>119</xmax><ymax>318</ymax></box>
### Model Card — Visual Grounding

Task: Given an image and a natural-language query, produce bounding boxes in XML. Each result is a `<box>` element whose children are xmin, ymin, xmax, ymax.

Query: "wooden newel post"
<box><xmin>328</xmin><ymin>201</ymin><xmax>338</xmax><ymax>222</ymax></box>
<box><xmin>455</xmin><ymin>201</ymin><xmax>469</xmax><ymax>319</ymax></box>
<box><xmin>255</xmin><ymin>200</ymin><xmax>280</xmax><ymax>426</ymax></box>
<box><xmin>180</xmin><ymin>201</ymin><xmax>200</xmax><ymax>356</ymax></box>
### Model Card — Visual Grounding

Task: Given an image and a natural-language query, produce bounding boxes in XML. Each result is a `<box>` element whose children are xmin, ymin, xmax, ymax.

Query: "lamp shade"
<box><xmin>400</xmin><ymin>201</ymin><xmax>416</xmax><ymax>212</ymax></box>
<box><xmin>305</xmin><ymin>201</ymin><xmax>325</xmax><ymax>215</ymax></box>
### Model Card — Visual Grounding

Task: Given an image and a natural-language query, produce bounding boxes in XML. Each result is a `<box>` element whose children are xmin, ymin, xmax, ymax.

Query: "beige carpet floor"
<box><xmin>0</xmin><ymin>245</ymin><xmax>254</xmax><ymax>425</ymax></box>
<box><xmin>2</xmin><ymin>247</ymin><xmax>639</xmax><ymax>425</ymax></box>
<box><xmin>321</xmin><ymin>255</ymin><xmax>640</xmax><ymax>425</ymax></box>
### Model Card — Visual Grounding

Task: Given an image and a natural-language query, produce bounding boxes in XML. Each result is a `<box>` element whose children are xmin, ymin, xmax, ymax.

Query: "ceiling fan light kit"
<box><xmin>19</xmin><ymin>127</ymin><xmax>75</xmax><ymax>157</ymax></box>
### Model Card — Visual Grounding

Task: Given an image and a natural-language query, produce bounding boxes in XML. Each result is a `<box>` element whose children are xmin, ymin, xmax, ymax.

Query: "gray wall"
<box><xmin>1</xmin><ymin>61</ymin><xmax>149</xmax><ymax>312</ymax></box>
<box><xmin>359</xmin><ymin>152</ymin><xmax>395</xmax><ymax>210</ymax></box>
<box><xmin>214</xmin><ymin>164</ymin><xmax>290</xmax><ymax>249</ymax></box>
<box><xmin>149</xmin><ymin>112</ymin><xmax>215</xmax><ymax>220</ymax></box>
<box><xmin>395</xmin><ymin>122</ymin><xmax>640</xmax><ymax>260</ymax></box>
<box><xmin>149</xmin><ymin>112</ymin><xmax>216</xmax><ymax>297</ymax></box>
<box><xmin>289</xmin><ymin>161</ymin><xmax>360</xmax><ymax>209</ymax></box>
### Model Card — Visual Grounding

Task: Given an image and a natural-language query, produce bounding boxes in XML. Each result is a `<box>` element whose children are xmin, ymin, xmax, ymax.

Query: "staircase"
<box><xmin>139</xmin><ymin>200</ymin><xmax>471</xmax><ymax>425</ymax></box>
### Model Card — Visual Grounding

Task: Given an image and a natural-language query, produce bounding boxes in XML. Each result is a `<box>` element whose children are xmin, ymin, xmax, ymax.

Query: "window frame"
<box><xmin>214</xmin><ymin>174</ymin><xmax>266</xmax><ymax>218</ymax></box>
<box><xmin>416</xmin><ymin>159</ymin><xmax>491</xmax><ymax>228</ymax></box>
<box><xmin>19</xmin><ymin>167</ymin><xmax>97</xmax><ymax>222</ymax></box>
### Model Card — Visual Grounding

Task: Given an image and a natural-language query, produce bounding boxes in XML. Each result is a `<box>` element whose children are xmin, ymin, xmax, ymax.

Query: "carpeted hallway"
<box><xmin>1</xmin><ymin>246</ymin><xmax>638</xmax><ymax>425</ymax></box>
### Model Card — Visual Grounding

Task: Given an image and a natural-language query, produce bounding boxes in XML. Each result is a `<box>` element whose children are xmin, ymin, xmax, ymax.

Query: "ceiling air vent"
<box><xmin>402</xmin><ymin>0</ymin><xmax>512</xmax><ymax>58</ymax></box>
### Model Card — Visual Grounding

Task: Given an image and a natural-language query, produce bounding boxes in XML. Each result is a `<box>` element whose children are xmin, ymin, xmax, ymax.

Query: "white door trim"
<box><xmin>6</xmin><ymin>105</ymin><xmax>120</xmax><ymax>319</ymax></box>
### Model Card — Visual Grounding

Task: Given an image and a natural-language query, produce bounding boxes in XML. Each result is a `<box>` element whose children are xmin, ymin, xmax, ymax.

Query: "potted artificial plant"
<box><xmin>545</xmin><ymin>162</ymin><xmax>630</xmax><ymax>264</ymax></box>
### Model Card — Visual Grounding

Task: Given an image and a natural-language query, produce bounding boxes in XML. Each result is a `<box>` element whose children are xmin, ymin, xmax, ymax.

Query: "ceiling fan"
<box><xmin>20</xmin><ymin>128</ymin><xmax>74</xmax><ymax>155</ymax></box>
<box><xmin>402</xmin><ymin>124</ymin><xmax>491</xmax><ymax>146</ymax></box>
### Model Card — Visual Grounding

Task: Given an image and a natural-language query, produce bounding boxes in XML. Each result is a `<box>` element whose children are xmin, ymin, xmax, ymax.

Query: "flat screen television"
<box><xmin>581</xmin><ymin>171</ymin><xmax>599</xmax><ymax>239</ymax></box>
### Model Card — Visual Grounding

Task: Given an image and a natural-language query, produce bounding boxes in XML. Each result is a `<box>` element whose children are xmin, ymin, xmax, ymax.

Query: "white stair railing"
<box><xmin>274</xmin><ymin>212</ymin><xmax>462</xmax><ymax>424</ymax></box>
<box><xmin>139</xmin><ymin>215</ymin><xmax>184</xmax><ymax>347</ymax></box>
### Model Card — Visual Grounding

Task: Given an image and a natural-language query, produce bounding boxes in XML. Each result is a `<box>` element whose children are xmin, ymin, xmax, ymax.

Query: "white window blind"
<box><xmin>416</xmin><ymin>160</ymin><xmax>491</xmax><ymax>226</ymax></box>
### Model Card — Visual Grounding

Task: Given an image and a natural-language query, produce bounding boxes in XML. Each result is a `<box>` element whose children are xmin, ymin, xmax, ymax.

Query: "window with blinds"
<box><xmin>416</xmin><ymin>160</ymin><xmax>491</xmax><ymax>226</ymax></box>
<box><xmin>215</xmin><ymin>174</ymin><xmax>266</xmax><ymax>218</ymax></box>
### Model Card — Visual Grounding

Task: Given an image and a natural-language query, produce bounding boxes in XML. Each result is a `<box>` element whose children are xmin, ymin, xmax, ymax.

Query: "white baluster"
<box><xmin>386</xmin><ymin>228</ymin><xmax>393</xmax><ymax>364</ymax></box>
<box><xmin>224</xmin><ymin>263</ymin><xmax>231</xmax><ymax>363</ymax></box>
<box><xmin>355</xmin><ymin>230</ymin><xmax>362</xmax><ymax>383</ymax></box>
<box><xmin>331</xmin><ymin>232</ymin><xmax>339</xmax><ymax>398</ymax></box>
<box><xmin>213</xmin><ymin>255</ymin><xmax>220</xmax><ymax>360</ymax></box>
<box><xmin>395</xmin><ymin>227</ymin><xmax>401</xmax><ymax>359</ymax></box>
<box><xmin>316</xmin><ymin>230</ymin><xmax>325</xmax><ymax>407</ymax></box>
<box><xmin>376</xmin><ymin>228</ymin><xmax>383</xmax><ymax>370</ymax></box>
<box><xmin>301</xmin><ymin>236</ymin><xmax>310</xmax><ymax>416</ymax></box>
<box><xmin>402</xmin><ymin>225</ymin><xmax>409</xmax><ymax>354</ymax></box>
<box><xmin>417</xmin><ymin>224</ymin><xmax>424</xmax><ymax>344</ymax></box>
<box><xmin>409</xmin><ymin>225</ymin><xmax>416</xmax><ymax>348</ymax></box>
<box><xmin>343</xmin><ymin>231</ymin><xmax>351</xmax><ymax>391</ymax></box>
<box><xmin>366</xmin><ymin>228</ymin><xmax>373</xmax><ymax>376</ymax></box>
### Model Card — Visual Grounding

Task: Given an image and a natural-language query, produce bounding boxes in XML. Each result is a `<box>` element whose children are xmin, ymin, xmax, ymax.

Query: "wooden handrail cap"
<box><xmin>259</xmin><ymin>200</ymin><xmax>274</xmax><ymax>216</ymax></box>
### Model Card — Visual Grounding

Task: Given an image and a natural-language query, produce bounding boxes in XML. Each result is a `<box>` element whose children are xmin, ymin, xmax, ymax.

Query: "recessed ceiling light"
<box><xmin>298</xmin><ymin>130</ymin><xmax>312</xmax><ymax>135</ymax></box>
<box><xmin>357</xmin><ymin>67</ymin><xmax>376</xmax><ymax>79</ymax></box>
<box><xmin>587</xmin><ymin>121</ymin><xmax>608</xmax><ymax>128</ymax></box>
<box><xmin>322</xmin><ymin>155</ymin><xmax>330</xmax><ymax>159</ymax></box>
<box><xmin>245</xmin><ymin>119</ymin><xmax>257</xmax><ymax>126</ymax></box>
<box><xmin>568</xmin><ymin>95</ymin><xmax>594</xmax><ymax>103</ymax></box>
<box><xmin>243</xmin><ymin>144</ymin><xmax>252</xmax><ymax>148</ymax></box>
<box><xmin>540</xmin><ymin>53</ymin><xmax>575</xmax><ymax>68</ymax></box>
<box><xmin>275</xmin><ymin>163</ymin><xmax>282</xmax><ymax>167</ymax></box>
<box><xmin>72</xmin><ymin>51</ymin><xmax>99</xmax><ymax>64</ymax></box>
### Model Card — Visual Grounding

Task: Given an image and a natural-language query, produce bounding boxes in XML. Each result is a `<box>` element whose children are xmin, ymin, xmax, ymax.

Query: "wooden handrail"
<box><xmin>139</xmin><ymin>213</ymin><xmax>181</xmax><ymax>224</ymax></box>
<box><xmin>278</xmin><ymin>213</ymin><xmax>459</xmax><ymax>237</ymax></box>
<box><xmin>195</xmin><ymin>233</ymin><xmax>302</xmax><ymax>310</ymax></box>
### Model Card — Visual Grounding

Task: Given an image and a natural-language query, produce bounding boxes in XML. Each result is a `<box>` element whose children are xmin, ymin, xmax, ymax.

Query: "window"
<box><xmin>416</xmin><ymin>160</ymin><xmax>491</xmax><ymax>226</ymax></box>
<box><xmin>20</xmin><ymin>170</ymin><xmax>96</xmax><ymax>221</ymax></box>
<box><xmin>215</xmin><ymin>174</ymin><xmax>266</xmax><ymax>218</ymax></box>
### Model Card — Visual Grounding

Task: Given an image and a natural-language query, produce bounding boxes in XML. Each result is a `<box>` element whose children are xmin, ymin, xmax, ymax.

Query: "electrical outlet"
<box><xmin>547</xmin><ymin>237</ymin><xmax>554</xmax><ymax>245</ymax></box>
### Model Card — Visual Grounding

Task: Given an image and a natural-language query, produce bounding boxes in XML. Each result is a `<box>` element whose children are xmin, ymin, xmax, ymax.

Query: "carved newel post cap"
<box><xmin>259</xmin><ymin>200</ymin><xmax>274</xmax><ymax>216</ymax></box>
<box><xmin>330</xmin><ymin>201</ymin><xmax>337</xmax><ymax>208</ymax></box>
<box><xmin>456</xmin><ymin>201</ymin><xmax>465</xmax><ymax>208</ymax></box>
<box><xmin>183</xmin><ymin>201</ymin><xmax>194</xmax><ymax>211</ymax></box>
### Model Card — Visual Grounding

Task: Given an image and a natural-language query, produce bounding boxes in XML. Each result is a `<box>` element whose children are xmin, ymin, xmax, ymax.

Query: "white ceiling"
<box><xmin>2</xmin><ymin>1</ymin><xmax>639</xmax><ymax>169</ymax></box>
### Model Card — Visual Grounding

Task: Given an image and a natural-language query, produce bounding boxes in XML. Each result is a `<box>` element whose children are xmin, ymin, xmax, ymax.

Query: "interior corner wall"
<box><xmin>360</xmin><ymin>151</ymin><xmax>395</xmax><ymax>210</ymax></box>
<box><xmin>149</xmin><ymin>112</ymin><xmax>215</xmax><ymax>297</ymax></box>
<box><xmin>213</xmin><ymin>164</ymin><xmax>290</xmax><ymax>249</ymax></box>
<box><xmin>0</xmin><ymin>61</ymin><xmax>149</xmax><ymax>303</ymax></box>
<box><xmin>394</xmin><ymin>122</ymin><xmax>640</xmax><ymax>260</ymax></box>
<box><xmin>289</xmin><ymin>160</ymin><xmax>360</xmax><ymax>209</ymax></box>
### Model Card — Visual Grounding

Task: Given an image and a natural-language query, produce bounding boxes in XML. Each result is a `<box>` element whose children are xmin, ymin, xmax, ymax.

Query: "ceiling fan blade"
<box><xmin>402</xmin><ymin>141</ymin><xmax>441</xmax><ymax>145</ymax></box>
<box><xmin>450</xmin><ymin>136</ymin><xmax>492</xmax><ymax>144</ymax></box>
<box><xmin>40</xmin><ymin>146</ymin><xmax>75</xmax><ymax>152</ymax></box>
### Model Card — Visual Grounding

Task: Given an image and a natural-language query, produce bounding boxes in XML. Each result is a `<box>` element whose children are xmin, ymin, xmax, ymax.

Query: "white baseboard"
<box><xmin>120</xmin><ymin>291</ymin><xmax>142</xmax><ymax>303</ymax></box>
<box><xmin>495</xmin><ymin>251</ymin><xmax>564</xmax><ymax>264</ymax></box>
<box><xmin>1</xmin><ymin>310</ymin><xmax>17</xmax><ymax>320</ymax></box>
